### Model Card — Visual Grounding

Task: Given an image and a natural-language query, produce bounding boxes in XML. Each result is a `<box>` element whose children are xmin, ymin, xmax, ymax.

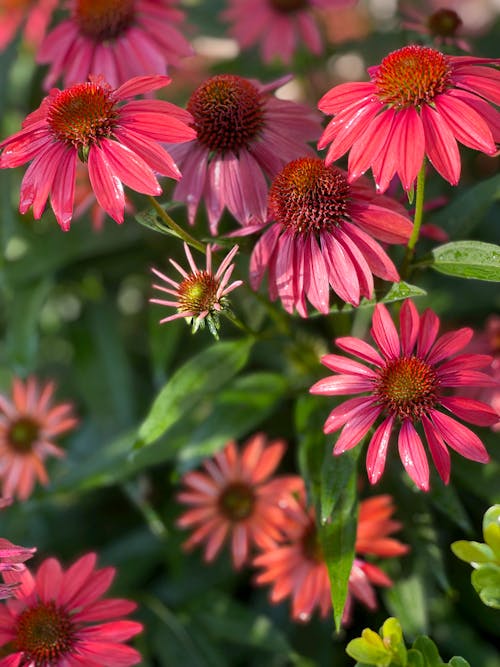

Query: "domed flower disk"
<box><xmin>0</xmin><ymin>75</ymin><xmax>196</xmax><ymax>230</ymax></box>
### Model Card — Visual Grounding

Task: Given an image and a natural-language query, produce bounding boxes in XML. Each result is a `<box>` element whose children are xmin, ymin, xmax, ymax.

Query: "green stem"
<box><xmin>400</xmin><ymin>162</ymin><xmax>426</xmax><ymax>280</ymax></box>
<box><xmin>222</xmin><ymin>309</ymin><xmax>260</xmax><ymax>338</ymax></box>
<box><xmin>147</xmin><ymin>196</ymin><xmax>205</xmax><ymax>253</ymax></box>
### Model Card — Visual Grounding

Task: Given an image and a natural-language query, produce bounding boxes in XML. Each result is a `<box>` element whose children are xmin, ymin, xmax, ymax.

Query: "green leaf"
<box><xmin>429</xmin><ymin>483</ymin><xmax>471</xmax><ymax>533</ymax></box>
<box><xmin>483</xmin><ymin>505</ymin><xmax>500</xmax><ymax>532</ymax></box>
<box><xmin>323</xmin><ymin>282</ymin><xmax>426</xmax><ymax>316</ymax></box>
<box><xmin>483</xmin><ymin>505</ymin><xmax>500</xmax><ymax>558</ymax></box>
<box><xmin>412</xmin><ymin>636</ymin><xmax>443</xmax><ymax>667</ymax></box>
<box><xmin>136</xmin><ymin>338</ymin><xmax>253</xmax><ymax>448</ymax></box>
<box><xmin>346</xmin><ymin>634</ymin><xmax>391</xmax><ymax>666</ymax></box>
<box><xmin>407</xmin><ymin>650</ymin><xmax>425</xmax><ymax>667</ymax></box>
<box><xmin>471</xmin><ymin>563</ymin><xmax>500</xmax><ymax>608</ymax></box>
<box><xmin>381</xmin><ymin>618</ymin><xmax>407</xmax><ymax>666</ymax></box>
<box><xmin>384</xmin><ymin>576</ymin><xmax>428</xmax><ymax>636</ymax></box>
<box><xmin>448</xmin><ymin>658</ymin><xmax>471</xmax><ymax>667</ymax></box>
<box><xmin>430</xmin><ymin>241</ymin><xmax>500</xmax><ymax>281</ymax></box>
<box><xmin>450</xmin><ymin>540</ymin><xmax>495</xmax><ymax>565</ymax></box>
<box><xmin>135</xmin><ymin>204</ymin><xmax>179</xmax><ymax>237</ymax></box>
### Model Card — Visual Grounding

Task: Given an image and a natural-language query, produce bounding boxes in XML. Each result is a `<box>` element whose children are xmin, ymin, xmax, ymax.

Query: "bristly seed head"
<box><xmin>374</xmin><ymin>45</ymin><xmax>451</xmax><ymax>110</ymax></box>
<box><xmin>7</xmin><ymin>417</ymin><xmax>40</xmax><ymax>453</ymax></box>
<box><xmin>177</xmin><ymin>271</ymin><xmax>220</xmax><ymax>317</ymax></box>
<box><xmin>376</xmin><ymin>356</ymin><xmax>439</xmax><ymax>421</ymax></box>
<box><xmin>218</xmin><ymin>482</ymin><xmax>255</xmax><ymax>521</ymax></box>
<box><xmin>187</xmin><ymin>75</ymin><xmax>265</xmax><ymax>154</ymax></box>
<box><xmin>269</xmin><ymin>0</ymin><xmax>308</xmax><ymax>12</ymax></box>
<box><xmin>75</xmin><ymin>0</ymin><xmax>135</xmax><ymax>41</ymax></box>
<box><xmin>427</xmin><ymin>8</ymin><xmax>463</xmax><ymax>38</ymax></box>
<box><xmin>14</xmin><ymin>601</ymin><xmax>76</xmax><ymax>664</ymax></box>
<box><xmin>269</xmin><ymin>157</ymin><xmax>351</xmax><ymax>236</ymax></box>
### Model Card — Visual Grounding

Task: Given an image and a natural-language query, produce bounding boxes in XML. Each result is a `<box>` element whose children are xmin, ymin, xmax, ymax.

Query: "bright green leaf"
<box><xmin>430</xmin><ymin>241</ymin><xmax>500</xmax><ymax>281</ymax></box>
<box><xmin>448</xmin><ymin>658</ymin><xmax>471</xmax><ymax>667</ymax></box>
<box><xmin>346</xmin><ymin>637</ymin><xmax>391</xmax><ymax>666</ymax></box>
<box><xmin>412</xmin><ymin>636</ymin><xmax>443</xmax><ymax>667</ymax></box>
<box><xmin>450</xmin><ymin>540</ymin><xmax>495</xmax><ymax>565</ymax></box>
<box><xmin>471</xmin><ymin>563</ymin><xmax>500</xmax><ymax>602</ymax></box>
<box><xmin>484</xmin><ymin>523</ymin><xmax>500</xmax><ymax>559</ymax></box>
<box><xmin>407</xmin><ymin>649</ymin><xmax>425</xmax><ymax>667</ymax></box>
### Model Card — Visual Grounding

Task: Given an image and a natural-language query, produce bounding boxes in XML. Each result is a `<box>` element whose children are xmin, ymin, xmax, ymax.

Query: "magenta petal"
<box><xmin>348</xmin><ymin>111</ymin><xmax>395</xmax><ymax>183</ymax></box>
<box><xmin>434</xmin><ymin>94</ymin><xmax>495</xmax><ymax>153</ymax></box>
<box><xmin>440</xmin><ymin>396</ymin><xmax>499</xmax><ymax>427</ymax></box>
<box><xmin>275</xmin><ymin>231</ymin><xmax>296</xmax><ymax>314</ymax></box>
<box><xmin>324</xmin><ymin>397</ymin><xmax>375</xmax><ymax>434</ymax></box>
<box><xmin>303</xmin><ymin>235</ymin><xmax>330</xmax><ymax>314</ymax></box>
<box><xmin>292</xmin><ymin>234</ymin><xmax>307</xmax><ymax>317</ymax></box>
<box><xmin>114</xmin><ymin>74</ymin><xmax>171</xmax><ymax>100</ymax></box>
<box><xmin>426</xmin><ymin>327</ymin><xmax>472</xmax><ymax>365</ymax></box>
<box><xmin>422</xmin><ymin>416</ymin><xmax>450</xmax><ymax>484</ymax></box>
<box><xmin>333</xmin><ymin>404</ymin><xmax>381</xmax><ymax>454</ymax></box>
<box><xmin>341</xmin><ymin>221</ymin><xmax>399</xmax><ymax>282</ymax></box>
<box><xmin>335</xmin><ymin>226</ymin><xmax>374</xmax><ymax>300</ymax></box>
<box><xmin>371</xmin><ymin>303</ymin><xmax>400</xmax><ymax>360</ymax></box>
<box><xmin>399</xmin><ymin>299</ymin><xmax>420</xmax><ymax>356</ymax></box>
<box><xmin>393</xmin><ymin>107</ymin><xmax>425</xmax><ymax>191</ymax></box>
<box><xmin>249</xmin><ymin>225</ymin><xmax>281</xmax><ymax>290</ymax></box>
<box><xmin>398</xmin><ymin>421</ymin><xmax>430</xmax><ymax>491</ymax></box>
<box><xmin>335</xmin><ymin>336</ymin><xmax>384</xmax><ymax>367</ymax></box>
<box><xmin>321</xmin><ymin>232</ymin><xmax>360</xmax><ymax>306</ymax></box>
<box><xmin>318</xmin><ymin>82</ymin><xmax>375</xmax><ymax>115</ymax></box>
<box><xmin>87</xmin><ymin>147</ymin><xmax>125</xmax><ymax>223</ymax></box>
<box><xmin>416</xmin><ymin>308</ymin><xmax>440</xmax><ymax>358</ymax></box>
<box><xmin>429</xmin><ymin>410</ymin><xmax>490</xmax><ymax>463</ymax></box>
<box><xmin>366</xmin><ymin>415</ymin><xmax>394</xmax><ymax>484</ymax></box>
<box><xmin>349</xmin><ymin>202</ymin><xmax>412</xmax><ymax>244</ymax></box>
<box><xmin>310</xmin><ymin>375</ymin><xmax>373</xmax><ymax>396</ymax></box>
<box><xmin>50</xmin><ymin>148</ymin><xmax>76</xmax><ymax>231</ymax></box>
<box><xmin>421</xmin><ymin>104</ymin><xmax>461</xmax><ymax>185</ymax></box>
<box><xmin>99</xmin><ymin>139</ymin><xmax>161</xmax><ymax>195</ymax></box>
<box><xmin>320</xmin><ymin>354</ymin><xmax>377</xmax><ymax>378</ymax></box>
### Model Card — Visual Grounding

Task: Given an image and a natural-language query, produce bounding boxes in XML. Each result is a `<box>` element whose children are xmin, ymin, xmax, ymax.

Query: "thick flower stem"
<box><xmin>147</xmin><ymin>196</ymin><xmax>205</xmax><ymax>253</ymax></box>
<box><xmin>400</xmin><ymin>162</ymin><xmax>426</xmax><ymax>280</ymax></box>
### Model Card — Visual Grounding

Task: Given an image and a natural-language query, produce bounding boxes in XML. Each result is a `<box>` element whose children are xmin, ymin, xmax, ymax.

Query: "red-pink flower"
<box><xmin>0</xmin><ymin>552</ymin><xmax>142</xmax><ymax>666</ymax></box>
<box><xmin>167</xmin><ymin>74</ymin><xmax>322</xmax><ymax>234</ymax></box>
<box><xmin>176</xmin><ymin>433</ymin><xmax>303</xmax><ymax>569</ymax></box>
<box><xmin>318</xmin><ymin>45</ymin><xmax>500</xmax><ymax>192</ymax></box>
<box><xmin>253</xmin><ymin>493</ymin><xmax>408</xmax><ymax>623</ymax></box>
<box><xmin>310</xmin><ymin>299</ymin><xmax>499</xmax><ymax>491</ymax></box>
<box><xmin>37</xmin><ymin>0</ymin><xmax>193</xmax><ymax>90</ymax></box>
<box><xmin>0</xmin><ymin>0</ymin><xmax>56</xmax><ymax>53</ymax></box>
<box><xmin>401</xmin><ymin>3</ymin><xmax>471</xmax><ymax>52</ymax></box>
<box><xmin>0</xmin><ymin>377</ymin><xmax>78</xmax><ymax>500</ymax></box>
<box><xmin>0</xmin><ymin>537</ymin><xmax>36</xmax><ymax>601</ymax></box>
<box><xmin>222</xmin><ymin>0</ymin><xmax>355</xmax><ymax>65</ymax></box>
<box><xmin>0</xmin><ymin>75</ymin><xmax>196</xmax><ymax>230</ymax></box>
<box><xmin>249</xmin><ymin>157</ymin><xmax>412</xmax><ymax>316</ymax></box>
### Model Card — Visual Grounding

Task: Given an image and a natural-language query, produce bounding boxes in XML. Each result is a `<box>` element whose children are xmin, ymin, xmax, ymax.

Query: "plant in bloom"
<box><xmin>0</xmin><ymin>377</ymin><xmax>78</xmax><ymax>500</ymax></box>
<box><xmin>310</xmin><ymin>299</ymin><xmax>499</xmax><ymax>491</ymax></box>
<box><xmin>249</xmin><ymin>156</ymin><xmax>413</xmax><ymax>316</ymax></box>
<box><xmin>0</xmin><ymin>74</ymin><xmax>196</xmax><ymax>230</ymax></box>
<box><xmin>253</xmin><ymin>492</ymin><xmax>408</xmax><ymax>623</ymax></box>
<box><xmin>401</xmin><ymin>2</ymin><xmax>471</xmax><ymax>52</ymax></box>
<box><xmin>176</xmin><ymin>433</ymin><xmax>303</xmax><ymax>569</ymax></box>
<box><xmin>222</xmin><ymin>0</ymin><xmax>355</xmax><ymax>65</ymax></box>
<box><xmin>0</xmin><ymin>552</ymin><xmax>143</xmax><ymax>665</ymax></box>
<box><xmin>150</xmin><ymin>242</ymin><xmax>243</xmax><ymax>339</ymax></box>
<box><xmin>318</xmin><ymin>44</ymin><xmax>500</xmax><ymax>192</ymax></box>
<box><xmin>36</xmin><ymin>0</ymin><xmax>193</xmax><ymax>89</ymax></box>
<box><xmin>167</xmin><ymin>74</ymin><xmax>322</xmax><ymax>234</ymax></box>
<box><xmin>0</xmin><ymin>0</ymin><xmax>57</xmax><ymax>53</ymax></box>
<box><xmin>0</xmin><ymin>537</ymin><xmax>36</xmax><ymax>600</ymax></box>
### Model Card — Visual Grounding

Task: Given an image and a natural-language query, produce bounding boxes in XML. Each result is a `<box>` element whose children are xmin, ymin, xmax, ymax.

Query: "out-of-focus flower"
<box><xmin>222</xmin><ymin>0</ymin><xmax>355</xmax><ymax>65</ymax></box>
<box><xmin>401</xmin><ymin>3</ymin><xmax>471</xmax><ymax>52</ymax></box>
<box><xmin>167</xmin><ymin>74</ymin><xmax>322</xmax><ymax>234</ymax></box>
<box><xmin>318</xmin><ymin>45</ymin><xmax>500</xmax><ymax>192</ymax></box>
<box><xmin>0</xmin><ymin>552</ymin><xmax>142</xmax><ymax>665</ymax></box>
<box><xmin>249</xmin><ymin>156</ymin><xmax>412</xmax><ymax>316</ymax></box>
<box><xmin>253</xmin><ymin>493</ymin><xmax>408</xmax><ymax>623</ymax></box>
<box><xmin>310</xmin><ymin>300</ymin><xmax>499</xmax><ymax>491</ymax></box>
<box><xmin>0</xmin><ymin>0</ymin><xmax>57</xmax><ymax>53</ymax></box>
<box><xmin>150</xmin><ymin>242</ymin><xmax>243</xmax><ymax>338</ymax></box>
<box><xmin>0</xmin><ymin>377</ymin><xmax>78</xmax><ymax>500</ymax></box>
<box><xmin>37</xmin><ymin>0</ymin><xmax>193</xmax><ymax>89</ymax></box>
<box><xmin>176</xmin><ymin>433</ymin><xmax>303</xmax><ymax>569</ymax></box>
<box><xmin>0</xmin><ymin>74</ymin><xmax>196</xmax><ymax>230</ymax></box>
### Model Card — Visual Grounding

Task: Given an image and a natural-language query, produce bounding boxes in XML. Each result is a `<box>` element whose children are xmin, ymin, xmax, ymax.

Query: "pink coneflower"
<box><xmin>318</xmin><ymin>45</ymin><xmax>500</xmax><ymax>192</ymax></box>
<box><xmin>36</xmin><ymin>0</ymin><xmax>193</xmax><ymax>89</ymax></box>
<box><xmin>167</xmin><ymin>74</ymin><xmax>322</xmax><ymax>234</ymax></box>
<box><xmin>176</xmin><ymin>433</ymin><xmax>303</xmax><ymax>569</ymax></box>
<box><xmin>253</xmin><ymin>493</ymin><xmax>408</xmax><ymax>623</ymax></box>
<box><xmin>222</xmin><ymin>0</ymin><xmax>355</xmax><ymax>64</ymax></box>
<box><xmin>0</xmin><ymin>0</ymin><xmax>57</xmax><ymax>53</ymax></box>
<box><xmin>0</xmin><ymin>538</ymin><xmax>36</xmax><ymax>600</ymax></box>
<box><xmin>0</xmin><ymin>377</ymin><xmax>78</xmax><ymax>500</ymax></box>
<box><xmin>0</xmin><ymin>552</ymin><xmax>142</xmax><ymax>665</ymax></box>
<box><xmin>401</xmin><ymin>3</ymin><xmax>471</xmax><ymax>52</ymax></box>
<box><xmin>310</xmin><ymin>299</ymin><xmax>499</xmax><ymax>491</ymax></box>
<box><xmin>249</xmin><ymin>156</ymin><xmax>412</xmax><ymax>316</ymax></box>
<box><xmin>0</xmin><ymin>74</ymin><xmax>196</xmax><ymax>230</ymax></box>
<box><xmin>150</xmin><ymin>242</ymin><xmax>243</xmax><ymax>338</ymax></box>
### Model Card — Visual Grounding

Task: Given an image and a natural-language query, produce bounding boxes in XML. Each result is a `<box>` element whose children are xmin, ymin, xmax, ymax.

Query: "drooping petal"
<box><xmin>366</xmin><ymin>416</ymin><xmax>394</xmax><ymax>485</ymax></box>
<box><xmin>398</xmin><ymin>420</ymin><xmax>429</xmax><ymax>491</ymax></box>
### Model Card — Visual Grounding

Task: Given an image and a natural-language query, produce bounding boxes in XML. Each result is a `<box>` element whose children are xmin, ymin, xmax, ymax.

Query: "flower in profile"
<box><xmin>401</xmin><ymin>3</ymin><xmax>471</xmax><ymax>52</ymax></box>
<box><xmin>0</xmin><ymin>0</ymin><xmax>56</xmax><ymax>53</ymax></box>
<box><xmin>318</xmin><ymin>45</ymin><xmax>500</xmax><ymax>192</ymax></box>
<box><xmin>0</xmin><ymin>552</ymin><xmax>142</xmax><ymax>665</ymax></box>
<box><xmin>0</xmin><ymin>377</ymin><xmax>78</xmax><ymax>500</ymax></box>
<box><xmin>310</xmin><ymin>299</ymin><xmax>499</xmax><ymax>491</ymax></box>
<box><xmin>150</xmin><ymin>242</ymin><xmax>243</xmax><ymax>339</ymax></box>
<box><xmin>222</xmin><ymin>0</ymin><xmax>355</xmax><ymax>65</ymax></box>
<box><xmin>37</xmin><ymin>0</ymin><xmax>193</xmax><ymax>89</ymax></box>
<box><xmin>0</xmin><ymin>536</ymin><xmax>36</xmax><ymax>600</ymax></box>
<box><xmin>253</xmin><ymin>493</ymin><xmax>408</xmax><ymax>623</ymax></box>
<box><xmin>0</xmin><ymin>74</ymin><xmax>196</xmax><ymax>230</ymax></box>
<box><xmin>176</xmin><ymin>433</ymin><xmax>303</xmax><ymax>569</ymax></box>
<box><xmin>167</xmin><ymin>74</ymin><xmax>322</xmax><ymax>234</ymax></box>
<box><xmin>249</xmin><ymin>156</ymin><xmax>412</xmax><ymax>316</ymax></box>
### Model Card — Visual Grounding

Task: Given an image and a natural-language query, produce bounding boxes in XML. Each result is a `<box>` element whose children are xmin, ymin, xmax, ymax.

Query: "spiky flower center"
<box><xmin>177</xmin><ymin>271</ymin><xmax>220</xmax><ymax>317</ymax></box>
<box><xmin>374</xmin><ymin>45</ymin><xmax>451</xmax><ymax>110</ymax></box>
<box><xmin>219</xmin><ymin>482</ymin><xmax>255</xmax><ymax>521</ymax></box>
<box><xmin>269</xmin><ymin>0</ymin><xmax>308</xmax><ymax>12</ymax></box>
<box><xmin>47</xmin><ymin>82</ymin><xmax>118</xmax><ymax>154</ymax></box>
<box><xmin>187</xmin><ymin>75</ymin><xmax>265</xmax><ymax>154</ymax></box>
<box><xmin>376</xmin><ymin>356</ymin><xmax>438</xmax><ymax>421</ymax></box>
<box><xmin>269</xmin><ymin>157</ymin><xmax>351</xmax><ymax>236</ymax></box>
<box><xmin>427</xmin><ymin>9</ymin><xmax>462</xmax><ymax>38</ymax></box>
<box><xmin>75</xmin><ymin>0</ymin><xmax>135</xmax><ymax>41</ymax></box>
<box><xmin>15</xmin><ymin>601</ymin><xmax>76</xmax><ymax>665</ymax></box>
<box><xmin>301</xmin><ymin>523</ymin><xmax>323</xmax><ymax>564</ymax></box>
<box><xmin>7</xmin><ymin>417</ymin><xmax>40</xmax><ymax>453</ymax></box>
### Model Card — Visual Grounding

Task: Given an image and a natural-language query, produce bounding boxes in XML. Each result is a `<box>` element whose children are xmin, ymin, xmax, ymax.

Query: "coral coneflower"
<box><xmin>37</xmin><ymin>0</ymin><xmax>193</xmax><ymax>89</ymax></box>
<box><xmin>0</xmin><ymin>0</ymin><xmax>56</xmax><ymax>53</ymax></box>
<box><xmin>310</xmin><ymin>299</ymin><xmax>499</xmax><ymax>491</ymax></box>
<box><xmin>176</xmin><ymin>433</ymin><xmax>303</xmax><ymax>569</ymax></box>
<box><xmin>253</xmin><ymin>493</ymin><xmax>408</xmax><ymax>623</ymax></box>
<box><xmin>318</xmin><ymin>45</ymin><xmax>500</xmax><ymax>192</ymax></box>
<box><xmin>0</xmin><ymin>74</ymin><xmax>196</xmax><ymax>230</ymax></box>
<box><xmin>249</xmin><ymin>156</ymin><xmax>412</xmax><ymax>316</ymax></box>
<box><xmin>0</xmin><ymin>377</ymin><xmax>78</xmax><ymax>500</ymax></box>
<box><xmin>0</xmin><ymin>552</ymin><xmax>142</xmax><ymax>665</ymax></box>
<box><xmin>150</xmin><ymin>242</ymin><xmax>243</xmax><ymax>338</ymax></box>
<box><xmin>167</xmin><ymin>74</ymin><xmax>322</xmax><ymax>234</ymax></box>
<box><xmin>222</xmin><ymin>0</ymin><xmax>355</xmax><ymax>65</ymax></box>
